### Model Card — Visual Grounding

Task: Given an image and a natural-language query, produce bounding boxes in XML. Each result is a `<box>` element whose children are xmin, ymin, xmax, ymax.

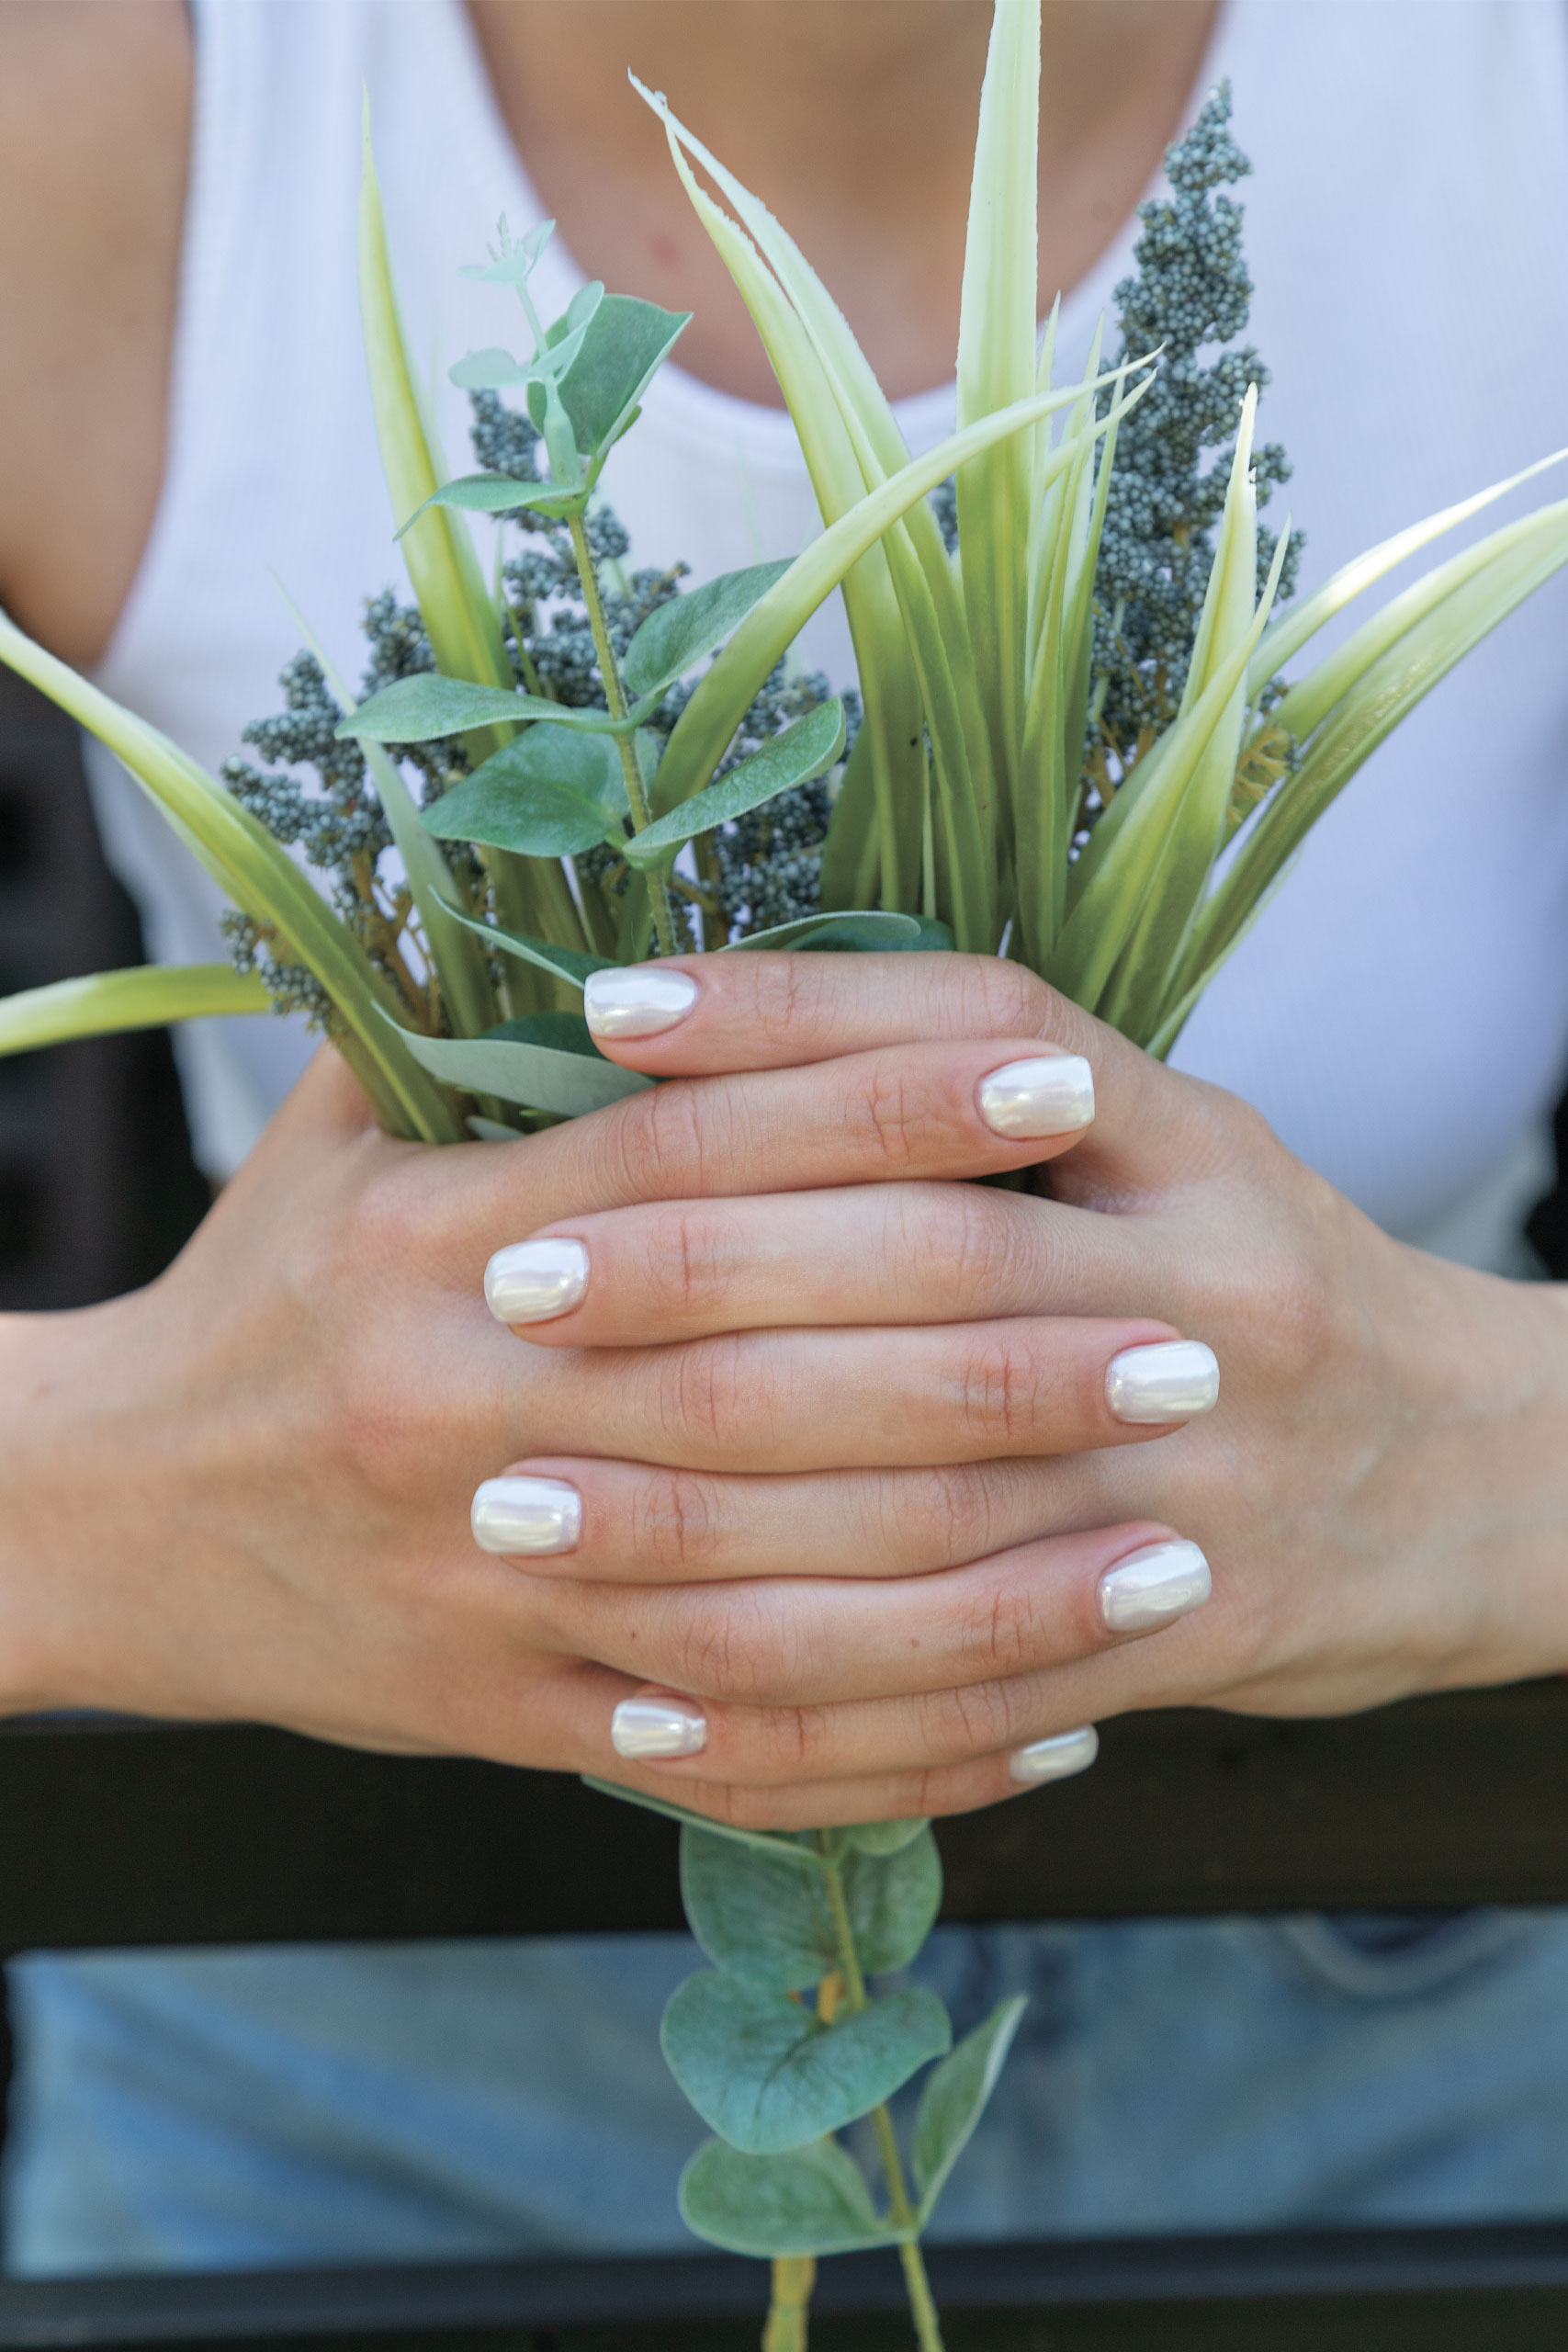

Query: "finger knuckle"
<box><xmin>598</xmin><ymin>1081</ymin><xmax>725</xmax><ymax>1205</ymax></box>
<box><xmin>658</xmin><ymin>1333</ymin><xmax>772</xmax><ymax>1455</ymax></box>
<box><xmin>919</xmin><ymin>1675</ymin><xmax>1024</xmax><ymax>1761</ymax></box>
<box><xmin>640</xmin><ymin>1204</ymin><xmax>743</xmax><ymax>1329</ymax></box>
<box><xmin>953</xmin><ymin>1332</ymin><xmax>1041</xmax><ymax>1448</ymax></box>
<box><xmin>631</xmin><ymin>1467</ymin><xmax>723</xmax><ymax>1575</ymax></box>
<box><xmin>852</xmin><ymin>1063</ymin><xmax>947</xmax><ymax>1170</ymax></box>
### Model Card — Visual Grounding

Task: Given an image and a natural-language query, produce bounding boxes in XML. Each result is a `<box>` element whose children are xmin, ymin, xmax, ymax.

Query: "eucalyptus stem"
<box><xmin>567</xmin><ymin>512</ymin><xmax>681</xmax><ymax>956</ymax></box>
<box><xmin>818</xmin><ymin>1841</ymin><xmax>947</xmax><ymax>2352</ymax></box>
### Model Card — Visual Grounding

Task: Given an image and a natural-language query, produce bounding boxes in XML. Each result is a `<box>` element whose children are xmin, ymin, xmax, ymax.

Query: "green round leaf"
<box><xmin>625</xmin><ymin>699</ymin><xmax>846</xmax><ymax>870</ymax></box>
<box><xmin>678</xmin><ymin>2136</ymin><xmax>897</xmax><ymax>2258</ymax></box>
<box><xmin>423</xmin><ymin>727</ymin><xmax>628</xmax><ymax>857</ymax></box>
<box><xmin>621</xmin><ymin>560</ymin><xmax>794</xmax><ymax>703</ymax></box>
<box><xmin>660</xmin><ymin>1972</ymin><xmax>951</xmax><ymax>2154</ymax></box>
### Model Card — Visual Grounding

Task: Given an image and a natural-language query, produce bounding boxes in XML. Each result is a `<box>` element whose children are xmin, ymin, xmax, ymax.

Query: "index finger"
<box><xmin>582</xmin><ymin>952</ymin><xmax>1106</xmax><ymax>1076</ymax></box>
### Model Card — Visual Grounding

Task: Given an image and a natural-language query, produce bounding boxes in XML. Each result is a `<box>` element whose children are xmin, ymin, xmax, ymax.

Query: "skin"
<box><xmin>0</xmin><ymin>0</ymin><xmax>1565</xmax><ymax>1832</ymax></box>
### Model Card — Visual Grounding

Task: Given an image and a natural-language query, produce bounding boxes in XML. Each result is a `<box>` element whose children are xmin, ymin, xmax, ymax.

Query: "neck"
<box><xmin>465</xmin><ymin>0</ymin><xmax>1221</xmax><ymax>403</ymax></box>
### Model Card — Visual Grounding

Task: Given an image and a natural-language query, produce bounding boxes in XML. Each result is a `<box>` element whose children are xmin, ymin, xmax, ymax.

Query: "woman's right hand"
<box><xmin>0</xmin><ymin>1011</ymin><xmax>1178</xmax><ymax>1807</ymax></box>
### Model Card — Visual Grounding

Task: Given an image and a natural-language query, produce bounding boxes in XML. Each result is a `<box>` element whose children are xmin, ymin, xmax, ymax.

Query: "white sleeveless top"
<box><xmin>85</xmin><ymin>0</ymin><xmax>1568</xmax><ymax>1271</ymax></box>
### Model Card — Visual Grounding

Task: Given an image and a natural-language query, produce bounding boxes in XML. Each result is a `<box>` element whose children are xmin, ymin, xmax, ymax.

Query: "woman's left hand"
<box><xmin>477</xmin><ymin>948</ymin><xmax>1568</xmax><ymax>1825</ymax></box>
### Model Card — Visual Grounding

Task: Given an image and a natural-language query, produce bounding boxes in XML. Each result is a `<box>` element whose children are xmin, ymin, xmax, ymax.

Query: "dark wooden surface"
<box><xmin>5</xmin><ymin>2223</ymin><xmax>1568</xmax><ymax>2348</ymax></box>
<box><xmin>2</xmin><ymin>1679</ymin><xmax>1567</xmax><ymax>1957</ymax></box>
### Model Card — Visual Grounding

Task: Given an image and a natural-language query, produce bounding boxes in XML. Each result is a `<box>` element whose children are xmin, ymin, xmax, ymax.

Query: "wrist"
<box><xmin>0</xmin><ymin>1292</ymin><xmax>151</xmax><ymax>1713</ymax></box>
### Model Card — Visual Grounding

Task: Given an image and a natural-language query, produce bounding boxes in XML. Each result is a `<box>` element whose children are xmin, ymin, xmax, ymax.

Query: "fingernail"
<box><xmin>485</xmin><ymin>1238</ymin><xmax>590</xmax><ymax>1326</ymax></box>
<box><xmin>976</xmin><ymin>1054</ymin><xmax>1095</xmax><ymax>1139</ymax></box>
<box><xmin>584</xmin><ymin>967</ymin><xmax>699</xmax><ymax>1039</ymax></box>
<box><xmin>1098</xmin><ymin>1538</ymin><xmax>1211</xmax><ymax>1633</ymax></box>
<box><xmin>611</xmin><ymin>1694</ymin><xmax>708</xmax><ymax>1759</ymax></box>
<box><xmin>1105</xmin><ymin>1340</ymin><xmax>1219</xmax><ymax>1425</ymax></box>
<box><xmin>1009</xmin><ymin>1724</ymin><xmax>1099</xmax><ymax>1785</ymax></box>
<box><xmin>471</xmin><ymin>1476</ymin><xmax>582</xmax><ymax>1557</ymax></box>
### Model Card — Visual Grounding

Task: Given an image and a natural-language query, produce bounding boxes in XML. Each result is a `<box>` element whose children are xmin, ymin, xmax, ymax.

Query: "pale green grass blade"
<box><xmin>1096</xmin><ymin>398</ymin><xmax>1267</xmax><ymax>1035</ymax></box>
<box><xmin>643</xmin><ymin>82</ymin><xmax>1001</xmax><ymax>906</ymax></box>
<box><xmin>359</xmin><ymin>105</ymin><xmax>585</xmax><ymax>967</ymax></box>
<box><xmin>655</xmin><ymin>377</ymin><xmax>1145</xmax><ymax>949</ymax></box>
<box><xmin>954</xmin><ymin>0</ymin><xmax>1040</xmax><ymax>799</ymax></box>
<box><xmin>0</xmin><ymin>608</ymin><xmax>463</xmax><ymax>1142</ymax></box>
<box><xmin>644</xmin><ymin>100</ymin><xmax>925</xmax><ymax>908</ymax></box>
<box><xmin>1258</xmin><ymin>499</ymin><xmax>1568</xmax><ymax>750</ymax></box>
<box><xmin>1179</xmin><ymin>504</ymin><xmax>1568</xmax><ymax>1002</ymax></box>
<box><xmin>1246</xmin><ymin>444</ymin><xmax>1568</xmax><ymax>698</ymax></box>
<box><xmin>1046</xmin><ymin>528</ymin><xmax>1288</xmax><ymax>1014</ymax></box>
<box><xmin>0</xmin><ymin>965</ymin><xmax>269</xmax><ymax>1057</ymax></box>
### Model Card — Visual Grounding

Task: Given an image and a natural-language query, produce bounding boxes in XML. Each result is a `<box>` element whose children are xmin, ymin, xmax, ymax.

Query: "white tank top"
<box><xmin>85</xmin><ymin>0</ymin><xmax>1568</xmax><ymax>1272</ymax></box>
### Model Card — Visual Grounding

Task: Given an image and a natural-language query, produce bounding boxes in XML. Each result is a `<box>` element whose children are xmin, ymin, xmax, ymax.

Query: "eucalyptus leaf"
<box><xmin>447</xmin><ymin>347</ymin><xmax>528</xmax><ymax>391</ymax></box>
<box><xmin>377</xmin><ymin>1008</ymin><xmax>652</xmax><ymax>1116</ymax></box>
<box><xmin>458</xmin><ymin>216</ymin><xmax>554</xmax><ymax>285</ymax></box>
<box><xmin>660</xmin><ymin>1973</ymin><xmax>951</xmax><ymax>2154</ymax></box>
<box><xmin>423</xmin><ymin>727</ymin><xmax>628</xmax><ymax>856</ymax></box>
<box><xmin>716</xmin><ymin>910</ymin><xmax>925</xmax><ymax>953</ymax></box>
<box><xmin>912</xmin><ymin>1996</ymin><xmax>1028</xmax><ymax>2222</ymax></box>
<box><xmin>558</xmin><ymin>293</ymin><xmax>692</xmax><ymax>463</ymax></box>
<box><xmin>624</xmin><ymin>700</ymin><xmax>846</xmax><ymax>869</ymax></box>
<box><xmin>843</xmin><ymin>1818</ymin><xmax>931</xmax><ymax>1857</ymax></box>
<box><xmin>437</xmin><ymin>898</ymin><xmax>615</xmax><ymax>989</ymax></box>
<box><xmin>485</xmin><ymin>1011</ymin><xmax>604</xmax><ymax>1059</ymax></box>
<box><xmin>680</xmin><ymin>1821</ymin><xmax>941</xmax><ymax>1992</ymax></box>
<box><xmin>581</xmin><ymin>1776</ymin><xmax>824</xmax><ymax>1868</ymax></box>
<box><xmin>621</xmin><ymin>560</ymin><xmax>794</xmax><ymax>701</ymax></box>
<box><xmin>339</xmin><ymin>674</ymin><xmax>622</xmax><ymax>743</ymax></box>
<box><xmin>678</xmin><ymin>2137</ymin><xmax>897</xmax><ymax>2258</ymax></box>
<box><xmin>467</xmin><ymin>1115</ymin><xmax>525</xmax><ymax>1142</ymax></box>
<box><xmin>405</xmin><ymin>473</ymin><xmax>587</xmax><ymax>526</ymax></box>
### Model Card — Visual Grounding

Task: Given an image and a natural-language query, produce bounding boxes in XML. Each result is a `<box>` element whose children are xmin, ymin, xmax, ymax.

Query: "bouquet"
<box><xmin>4</xmin><ymin>4</ymin><xmax>1565</xmax><ymax>2343</ymax></box>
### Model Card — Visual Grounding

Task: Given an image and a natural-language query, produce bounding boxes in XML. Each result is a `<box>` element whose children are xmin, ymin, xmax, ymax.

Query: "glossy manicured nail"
<box><xmin>471</xmin><ymin>1476</ymin><xmax>582</xmax><ymax>1557</ymax></box>
<box><xmin>1105</xmin><ymin>1340</ymin><xmax>1219</xmax><ymax>1425</ymax></box>
<box><xmin>1098</xmin><ymin>1538</ymin><xmax>1212</xmax><ymax>1633</ymax></box>
<box><xmin>584</xmin><ymin>967</ymin><xmax>699</xmax><ymax>1039</ymax></box>
<box><xmin>611</xmin><ymin>1695</ymin><xmax>708</xmax><ymax>1759</ymax></box>
<box><xmin>484</xmin><ymin>1238</ymin><xmax>590</xmax><ymax>1326</ymax></box>
<box><xmin>1009</xmin><ymin>1724</ymin><xmax>1099</xmax><ymax>1785</ymax></box>
<box><xmin>976</xmin><ymin>1053</ymin><xmax>1095</xmax><ymax>1139</ymax></box>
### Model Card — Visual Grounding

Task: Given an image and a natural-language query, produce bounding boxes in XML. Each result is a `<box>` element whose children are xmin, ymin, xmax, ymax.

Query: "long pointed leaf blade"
<box><xmin>955</xmin><ymin>0</ymin><xmax>1040</xmax><ymax>798</ymax></box>
<box><xmin>0</xmin><ymin>607</ymin><xmax>463</xmax><ymax>1143</ymax></box>
<box><xmin>1246</xmin><ymin>444</ymin><xmax>1568</xmax><ymax>696</ymax></box>
<box><xmin>653</xmin><ymin>373</ymin><xmax>1148</xmax><ymax>831</ymax></box>
<box><xmin>0</xmin><ymin>965</ymin><xmax>269</xmax><ymax>1058</ymax></box>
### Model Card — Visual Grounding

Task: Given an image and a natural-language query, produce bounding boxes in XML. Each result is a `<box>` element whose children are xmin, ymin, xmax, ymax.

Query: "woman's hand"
<box><xmin>475</xmin><ymin>950</ymin><xmax>1568</xmax><ymax>1826</ymax></box>
<box><xmin>0</xmin><ymin>985</ymin><xmax>1172</xmax><ymax>1813</ymax></box>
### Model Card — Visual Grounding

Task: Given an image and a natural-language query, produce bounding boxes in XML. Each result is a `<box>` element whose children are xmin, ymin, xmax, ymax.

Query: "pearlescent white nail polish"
<box><xmin>1098</xmin><ymin>1538</ymin><xmax>1211</xmax><ymax>1633</ymax></box>
<box><xmin>584</xmin><ymin>967</ymin><xmax>699</xmax><ymax>1039</ymax></box>
<box><xmin>611</xmin><ymin>1696</ymin><xmax>708</xmax><ymax>1759</ymax></box>
<box><xmin>976</xmin><ymin>1054</ymin><xmax>1095</xmax><ymax>1139</ymax></box>
<box><xmin>471</xmin><ymin>1476</ymin><xmax>581</xmax><ymax>1557</ymax></box>
<box><xmin>1009</xmin><ymin>1724</ymin><xmax>1099</xmax><ymax>1785</ymax></box>
<box><xmin>484</xmin><ymin>1238</ymin><xmax>590</xmax><ymax>1326</ymax></box>
<box><xmin>1105</xmin><ymin>1340</ymin><xmax>1219</xmax><ymax>1425</ymax></box>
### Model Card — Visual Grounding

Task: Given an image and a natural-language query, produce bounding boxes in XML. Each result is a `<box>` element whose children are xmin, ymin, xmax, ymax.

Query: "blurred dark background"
<box><xmin>0</xmin><ymin>669</ymin><xmax>209</xmax><ymax>1314</ymax></box>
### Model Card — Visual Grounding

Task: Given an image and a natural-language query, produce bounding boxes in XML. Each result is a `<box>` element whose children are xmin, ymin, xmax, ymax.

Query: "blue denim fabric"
<box><xmin>8</xmin><ymin>1908</ymin><xmax>1568</xmax><ymax>2274</ymax></box>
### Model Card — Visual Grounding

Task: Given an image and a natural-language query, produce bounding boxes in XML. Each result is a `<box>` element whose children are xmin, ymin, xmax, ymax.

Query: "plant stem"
<box><xmin>567</xmin><ymin>513</ymin><xmax>681</xmax><ymax>956</ymax></box>
<box><xmin>817</xmin><ymin>1843</ymin><xmax>947</xmax><ymax>2352</ymax></box>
